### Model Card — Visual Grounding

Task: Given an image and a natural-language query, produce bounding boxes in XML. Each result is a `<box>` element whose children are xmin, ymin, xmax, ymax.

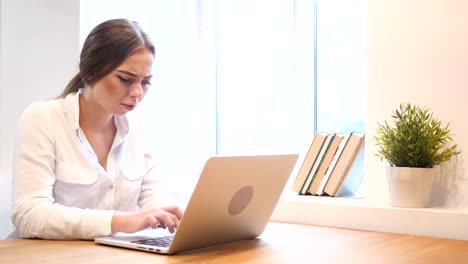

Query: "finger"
<box><xmin>169</xmin><ymin>212</ymin><xmax>181</xmax><ymax>229</ymax></box>
<box><xmin>156</xmin><ymin>213</ymin><xmax>176</xmax><ymax>233</ymax></box>
<box><xmin>174</xmin><ymin>207</ymin><xmax>183</xmax><ymax>220</ymax></box>
<box><xmin>163</xmin><ymin>206</ymin><xmax>183</xmax><ymax>220</ymax></box>
<box><xmin>151</xmin><ymin>221</ymin><xmax>161</xmax><ymax>229</ymax></box>
<box><xmin>145</xmin><ymin>214</ymin><xmax>158</xmax><ymax>229</ymax></box>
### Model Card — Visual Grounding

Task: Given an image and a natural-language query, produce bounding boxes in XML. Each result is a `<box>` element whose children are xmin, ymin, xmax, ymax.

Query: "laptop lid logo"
<box><xmin>228</xmin><ymin>186</ymin><xmax>254</xmax><ymax>215</ymax></box>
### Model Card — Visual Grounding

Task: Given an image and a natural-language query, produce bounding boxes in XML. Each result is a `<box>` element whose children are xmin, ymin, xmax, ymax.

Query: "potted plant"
<box><xmin>374</xmin><ymin>102</ymin><xmax>460</xmax><ymax>208</ymax></box>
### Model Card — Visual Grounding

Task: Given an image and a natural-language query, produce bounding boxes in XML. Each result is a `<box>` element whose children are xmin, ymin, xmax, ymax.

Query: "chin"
<box><xmin>116</xmin><ymin>111</ymin><xmax>129</xmax><ymax>116</ymax></box>
<box><xmin>114</xmin><ymin>109</ymin><xmax>130</xmax><ymax>116</ymax></box>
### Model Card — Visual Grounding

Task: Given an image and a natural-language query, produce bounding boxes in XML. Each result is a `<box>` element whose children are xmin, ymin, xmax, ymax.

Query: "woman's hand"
<box><xmin>111</xmin><ymin>206</ymin><xmax>183</xmax><ymax>234</ymax></box>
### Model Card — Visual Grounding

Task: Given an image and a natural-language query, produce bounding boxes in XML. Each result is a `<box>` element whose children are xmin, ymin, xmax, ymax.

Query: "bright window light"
<box><xmin>80</xmin><ymin>0</ymin><xmax>366</xmax><ymax>203</ymax></box>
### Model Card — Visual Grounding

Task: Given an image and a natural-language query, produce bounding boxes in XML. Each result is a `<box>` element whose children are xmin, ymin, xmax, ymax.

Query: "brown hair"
<box><xmin>60</xmin><ymin>18</ymin><xmax>155</xmax><ymax>98</ymax></box>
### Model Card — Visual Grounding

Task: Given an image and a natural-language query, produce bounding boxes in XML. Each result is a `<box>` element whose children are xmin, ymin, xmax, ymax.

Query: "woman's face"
<box><xmin>86</xmin><ymin>48</ymin><xmax>154</xmax><ymax>116</ymax></box>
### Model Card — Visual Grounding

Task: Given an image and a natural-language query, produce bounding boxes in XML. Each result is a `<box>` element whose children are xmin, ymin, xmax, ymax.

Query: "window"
<box><xmin>80</xmin><ymin>0</ymin><xmax>366</xmax><ymax>202</ymax></box>
<box><xmin>316</xmin><ymin>0</ymin><xmax>366</xmax><ymax>133</ymax></box>
<box><xmin>216</xmin><ymin>0</ymin><xmax>315</xmax><ymax>156</ymax></box>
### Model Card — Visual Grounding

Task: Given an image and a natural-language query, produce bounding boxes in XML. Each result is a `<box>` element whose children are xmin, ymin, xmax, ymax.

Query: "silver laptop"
<box><xmin>95</xmin><ymin>154</ymin><xmax>298</xmax><ymax>255</ymax></box>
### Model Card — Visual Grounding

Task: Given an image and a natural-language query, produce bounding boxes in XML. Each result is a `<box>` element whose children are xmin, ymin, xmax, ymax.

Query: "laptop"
<box><xmin>95</xmin><ymin>154</ymin><xmax>298</xmax><ymax>255</ymax></box>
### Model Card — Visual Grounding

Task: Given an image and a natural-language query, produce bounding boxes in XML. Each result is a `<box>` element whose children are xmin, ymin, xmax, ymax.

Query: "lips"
<box><xmin>122</xmin><ymin>103</ymin><xmax>136</xmax><ymax>111</ymax></box>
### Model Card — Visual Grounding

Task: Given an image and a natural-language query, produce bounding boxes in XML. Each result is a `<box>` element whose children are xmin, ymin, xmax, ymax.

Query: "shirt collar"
<box><xmin>63</xmin><ymin>88</ymin><xmax>130</xmax><ymax>137</ymax></box>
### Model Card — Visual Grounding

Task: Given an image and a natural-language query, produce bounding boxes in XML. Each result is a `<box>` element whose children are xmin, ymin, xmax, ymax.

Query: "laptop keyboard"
<box><xmin>130</xmin><ymin>235</ymin><xmax>174</xmax><ymax>248</ymax></box>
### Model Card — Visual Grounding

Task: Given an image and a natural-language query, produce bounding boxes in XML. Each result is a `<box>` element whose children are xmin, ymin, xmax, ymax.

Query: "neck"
<box><xmin>79</xmin><ymin>92</ymin><xmax>115</xmax><ymax>133</ymax></box>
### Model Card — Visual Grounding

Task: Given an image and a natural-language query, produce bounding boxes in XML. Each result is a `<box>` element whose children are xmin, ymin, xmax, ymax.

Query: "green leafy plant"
<box><xmin>374</xmin><ymin>102</ymin><xmax>460</xmax><ymax>168</ymax></box>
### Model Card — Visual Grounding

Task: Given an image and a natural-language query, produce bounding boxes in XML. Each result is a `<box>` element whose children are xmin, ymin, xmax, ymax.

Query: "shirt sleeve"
<box><xmin>11</xmin><ymin>103</ymin><xmax>115</xmax><ymax>240</ymax></box>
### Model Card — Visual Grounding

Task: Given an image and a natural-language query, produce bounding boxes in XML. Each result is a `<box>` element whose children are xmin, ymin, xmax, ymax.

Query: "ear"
<box><xmin>85</xmin><ymin>75</ymin><xmax>94</xmax><ymax>83</ymax></box>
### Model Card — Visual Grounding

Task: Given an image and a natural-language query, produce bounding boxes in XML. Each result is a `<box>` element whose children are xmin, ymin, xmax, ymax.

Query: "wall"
<box><xmin>0</xmin><ymin>0</ymin><xmax>80</xmax><ymax>238</ymax></box>
<box><xmin>366</xmin><ymin>0</ymin><xmax>468</xmax><ymax>208</ymax></box>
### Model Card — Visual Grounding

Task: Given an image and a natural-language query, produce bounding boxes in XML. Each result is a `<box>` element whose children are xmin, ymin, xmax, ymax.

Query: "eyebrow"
<box><xmin>116</xmin><ymin>70</ymin><xmax>152</xmax><ymax>79</ymax></box>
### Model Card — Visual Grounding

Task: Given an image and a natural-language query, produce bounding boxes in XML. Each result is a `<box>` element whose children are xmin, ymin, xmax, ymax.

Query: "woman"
<box><xmin>11</xmin><ymin>19</ymin><xmax>183</xmax><ymax>240</ymax></box>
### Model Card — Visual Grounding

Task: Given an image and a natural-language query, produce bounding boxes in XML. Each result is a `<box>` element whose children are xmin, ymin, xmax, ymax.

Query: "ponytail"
<box><xmin>60</xmin><ymin>72</ymin><xmax>84</xmax><ymax>98</ymax></box>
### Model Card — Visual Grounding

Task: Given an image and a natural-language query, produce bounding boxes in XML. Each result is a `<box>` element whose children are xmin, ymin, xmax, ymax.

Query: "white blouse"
<box><xmin>12</xmin><ymin>90</ymin><xmax>176</xmax><ymax>240</ymax></box>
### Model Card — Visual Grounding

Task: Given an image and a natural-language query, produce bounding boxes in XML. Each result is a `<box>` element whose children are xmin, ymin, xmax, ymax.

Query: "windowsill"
<box><xmin>272</xmin><ymin>191</ymin><xmax>468</xmax><ymax>241</ymax></box>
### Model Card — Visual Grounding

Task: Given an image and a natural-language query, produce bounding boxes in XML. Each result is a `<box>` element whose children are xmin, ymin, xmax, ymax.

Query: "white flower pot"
<box><xmin>386</xmin><ymin>167</ymin><xmax>437</xmax><ymax>208</ymax></box>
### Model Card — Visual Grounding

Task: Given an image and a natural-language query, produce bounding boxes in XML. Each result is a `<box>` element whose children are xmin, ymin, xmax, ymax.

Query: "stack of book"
<box><xmin>291</xmin><ymin>132</ymin><xmax>365</xmax><ymax>197</ymax></box>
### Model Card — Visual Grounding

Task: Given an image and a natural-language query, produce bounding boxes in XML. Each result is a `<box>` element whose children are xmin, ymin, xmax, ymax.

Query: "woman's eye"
<box><xmin>142</xmin><ymin>80</ymin><xmax>152</xmax><ymax>87</ymax></box>
<box><xmin>117</xmin><ymin>76</ymin><xmax>131</xmax><ymax>84</ymax></box>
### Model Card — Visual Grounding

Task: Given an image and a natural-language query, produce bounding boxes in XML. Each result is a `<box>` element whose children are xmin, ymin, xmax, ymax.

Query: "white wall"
<box><xmin>0</xmin><ymin>0</ymin><xmax>80</xmax><ymax>238</ymax></box>
<box><xmin>366</xmin><ymin>0</ymin><xmax>468</xmax><ymax>207</ymax></box>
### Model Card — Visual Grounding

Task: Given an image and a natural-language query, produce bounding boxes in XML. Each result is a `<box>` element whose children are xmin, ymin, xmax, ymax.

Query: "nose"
<box><xmin>130</xmin><ymin>82</ymin><xmax>144</xmax><ymax>99</ymax></box>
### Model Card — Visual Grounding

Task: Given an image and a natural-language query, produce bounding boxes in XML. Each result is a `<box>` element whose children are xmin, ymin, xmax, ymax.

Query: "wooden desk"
<box><xmin>1</xmin><ymin>221</ymin><xmax>468</xmax><ymax>264</ymax></box>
